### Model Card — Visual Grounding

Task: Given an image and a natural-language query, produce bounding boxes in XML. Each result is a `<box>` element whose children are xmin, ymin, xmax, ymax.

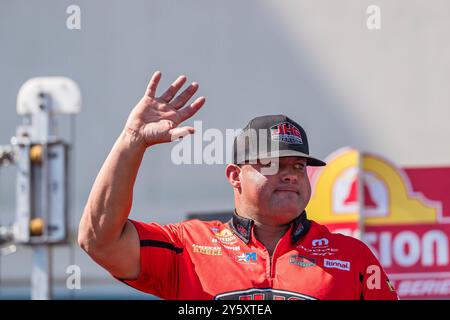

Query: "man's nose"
<box><xmin>281</xmin><ymin>169</ymin><xmax>298</xmax><ymax>183</ymax></box>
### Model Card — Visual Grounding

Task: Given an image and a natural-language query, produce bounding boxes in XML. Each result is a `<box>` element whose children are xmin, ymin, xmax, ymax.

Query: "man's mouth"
<box><xmin>274</xmin><ymin>188</ymin><xmax>299</xmax><ymax>195</ymax></box>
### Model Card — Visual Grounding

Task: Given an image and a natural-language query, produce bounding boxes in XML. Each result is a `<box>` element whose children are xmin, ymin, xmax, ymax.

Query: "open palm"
<box><xmin>125</xmin><ymin>71</ymin><xmax>206</xmax><ymax>147</ymax></box>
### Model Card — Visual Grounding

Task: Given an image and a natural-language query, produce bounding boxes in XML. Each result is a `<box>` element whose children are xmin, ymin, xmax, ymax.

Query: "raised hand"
<box><xmin>125</xmin><ymin>71</ymin><xmax>206</xmax><ymax>148</ymax></box>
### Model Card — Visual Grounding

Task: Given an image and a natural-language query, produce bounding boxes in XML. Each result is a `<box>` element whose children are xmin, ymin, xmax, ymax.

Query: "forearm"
<box><xmin>79</xmin><ymin>128</ymin><xmax>147</xmax><ymax>249</ymax></box>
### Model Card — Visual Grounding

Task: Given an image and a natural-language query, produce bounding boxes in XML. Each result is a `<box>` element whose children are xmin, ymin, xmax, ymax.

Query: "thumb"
<box><xmin>169</xmin><ymin>126</ymin><xmax>195</xmax><ymax>142</ymax></box>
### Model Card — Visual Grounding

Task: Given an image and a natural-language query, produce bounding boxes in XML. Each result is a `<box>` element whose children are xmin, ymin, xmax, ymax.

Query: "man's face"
<box><xmin>238</xmin><ymin>156</ymin><xmax>311</xmax><ymax>225</ymax></box>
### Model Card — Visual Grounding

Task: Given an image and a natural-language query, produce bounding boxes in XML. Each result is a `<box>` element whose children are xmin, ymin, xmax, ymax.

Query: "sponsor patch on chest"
<box><xmin>323</xmin><ymin>259</ymin><xmax>351</xmax><ymax>271</ymax></box>
<box><xmin>192</xmin><ymin>244</ymin><xmax>222</xmax><ymax>256</ymax></box>
<box><xmin>289</xmin><ymin>254</ymin><xmax>317</xmax><ymax>267</ymax></box>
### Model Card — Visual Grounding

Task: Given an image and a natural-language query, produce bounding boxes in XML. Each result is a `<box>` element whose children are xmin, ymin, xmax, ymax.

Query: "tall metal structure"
<box><xmin>0</xmin><ymin>77</ymin><xmax>81</xmax><ymax>299</ymax></box>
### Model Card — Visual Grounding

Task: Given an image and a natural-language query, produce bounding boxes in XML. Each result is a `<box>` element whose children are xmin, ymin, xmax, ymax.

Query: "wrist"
<box><xmin>121</xmin><ymin>127</ymin><xmax>148</xmax><ymax>152</ymax></box>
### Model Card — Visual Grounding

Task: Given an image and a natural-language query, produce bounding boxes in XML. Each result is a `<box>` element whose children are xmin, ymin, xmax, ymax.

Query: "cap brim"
<box><xmin>238</xmin><ymin>150</ymin><xmax>326</xmax><ymax>167</ymax></box>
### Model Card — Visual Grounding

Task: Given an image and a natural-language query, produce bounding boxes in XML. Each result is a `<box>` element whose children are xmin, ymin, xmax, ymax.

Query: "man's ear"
<box><xmin>225</xmin><ymin>164</ymin><xmax>241</xmax><ymax>189</ymax></box>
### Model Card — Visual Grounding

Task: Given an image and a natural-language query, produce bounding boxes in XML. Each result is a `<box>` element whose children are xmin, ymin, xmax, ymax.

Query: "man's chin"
<box><xmin>269</xmin><ymin>206</ymin><xmax>302</xmax><ymax>220</ymax></box>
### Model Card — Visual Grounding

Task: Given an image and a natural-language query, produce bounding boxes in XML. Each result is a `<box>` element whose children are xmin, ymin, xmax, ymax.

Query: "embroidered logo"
<box><xmin>270</xmin><ymin>122</ymin><xmax>303</xmax><ymax>145</ymax></box>
<box><xmin>192</xmin><ymin>244</ymin><xmax>222</xmax><ymax>256</ymax></box>
<box><xmin>289</xmin><ymin>254</ymin><xmax>316</xmax><ymax>268</ymax></box>
<box><xmin>324</xmin><ymin>259</ymin><xmax>350</xmax><ymax>271</ymax></box>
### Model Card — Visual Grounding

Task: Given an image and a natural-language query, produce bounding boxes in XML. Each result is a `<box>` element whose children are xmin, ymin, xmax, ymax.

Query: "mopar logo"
<box><xmin>312</xmin><ymin>238</ymin><xmax>329</xmax><ymax>247</ymax></box>
<box><xmin>236</xmin><ymin>252</ymin><xmax>257</xmax><ymax>263</ymax></box>
<box><xmin>245</xmin><ymin>252</ymin><xmax>257</xmax><ymax>261</ymax></box>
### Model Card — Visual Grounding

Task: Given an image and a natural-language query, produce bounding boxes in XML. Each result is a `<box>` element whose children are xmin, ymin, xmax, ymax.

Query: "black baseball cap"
<box><xmin>232</xmin><ymin>114</ymin><xmax>326</xmax><ymax>166</ymax></box>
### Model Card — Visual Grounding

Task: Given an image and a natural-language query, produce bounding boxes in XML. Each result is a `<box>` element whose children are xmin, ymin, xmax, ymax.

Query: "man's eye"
<box><xmin>294</xmin><ymin>163</ymin><xmax>306</xmax><ymax>171</ymax></box>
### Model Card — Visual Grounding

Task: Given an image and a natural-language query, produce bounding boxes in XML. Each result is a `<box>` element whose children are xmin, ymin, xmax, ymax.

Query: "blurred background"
<box><xmin>0</xmin><ymin>0</ymin><xmax>449</xmax><ymax>299</ymax></box>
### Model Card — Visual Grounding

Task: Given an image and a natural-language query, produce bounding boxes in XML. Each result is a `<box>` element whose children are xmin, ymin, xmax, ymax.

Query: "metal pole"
<box><xmin>31</xmin><ymin>103</ymin><xmax>53</xmax><ymax>300</ymax></box>
<box><xmin>31</xmin><ymin>245</ymin><xmax>52</xmax><ymax>300</ymax></box>
<box><xmin>3</xmin><ymin>77</ymin><xmax>81</xmax><ymax>300</ymax></box>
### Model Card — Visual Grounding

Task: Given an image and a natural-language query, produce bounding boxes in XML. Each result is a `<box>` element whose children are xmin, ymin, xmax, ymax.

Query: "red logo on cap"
<box><xmin>270</xmin><ymin>122</ymin><xmax>303</xmax><ymax>145</ymax></box>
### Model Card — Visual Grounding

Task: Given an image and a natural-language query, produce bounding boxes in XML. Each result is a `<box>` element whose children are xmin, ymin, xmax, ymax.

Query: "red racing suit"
<box><xmin>116</xmin><ymin>211</ymin><xmax>398</xmax><ymax>300</ymax></box>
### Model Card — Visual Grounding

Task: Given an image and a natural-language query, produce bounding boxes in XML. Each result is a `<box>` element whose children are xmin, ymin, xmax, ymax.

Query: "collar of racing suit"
<box><xmin>227</xmin><ymin>210</ymin><xmax>311</xmax><ymax>244</ymax></box>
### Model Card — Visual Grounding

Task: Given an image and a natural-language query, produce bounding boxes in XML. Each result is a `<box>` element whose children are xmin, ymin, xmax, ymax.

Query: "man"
<box><xmin>78</xmin><ymin>71</ymin><xmax>398</xmax><ymax>300</ymax></box>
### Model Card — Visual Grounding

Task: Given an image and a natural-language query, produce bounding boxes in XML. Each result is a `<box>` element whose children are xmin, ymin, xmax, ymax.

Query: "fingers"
<box><xmin>145</xmin><ymin>71</ymin><xmax>162</xmax><ymax>98</ymax></box>
<box><xmin>169</xmin><ymin>126</ymin><xmax>195</xmax><ymax>141</ymax></box>
<box><xmin>144</xmin><ymin>72</ymin><xmax>205</xmax><ymax>125</ymax></box>
<box><xmin>159</xmin><ymin>75</ymin><xmax>187</xmax><ymax>102</ymax></box>
<box><xmin>177</xmin><ymin>96</ymin><xmax>206</xmax><ymax>123</ymax></box>
<box><xmin>171</xmin><ymin>82</ymin><xmax>199</xmax><ymax>110</ymax></box>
